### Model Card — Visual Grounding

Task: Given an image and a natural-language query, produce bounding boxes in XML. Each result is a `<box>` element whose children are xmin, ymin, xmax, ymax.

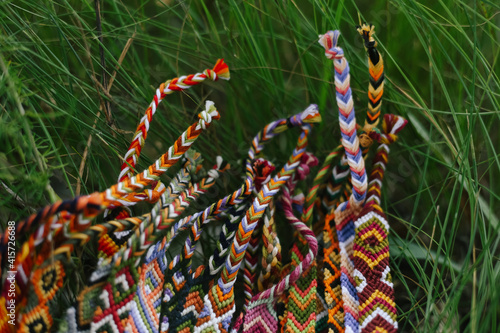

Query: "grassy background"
<box><xmin>1</xmin><ymin>0</ymin><xmax>499</xmax><ymax>331</ymax></box>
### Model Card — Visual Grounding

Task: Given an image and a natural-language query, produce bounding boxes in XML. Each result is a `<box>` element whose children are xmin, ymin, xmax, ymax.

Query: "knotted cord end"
<box><xmin>208</xmin><ymin>58</ymin><xmax>230</xmax><ymax>81</ymax></box>
<box><xmin>383</xmin><ymin>114</ymin><xmax>408</xmax><ymax>135</ymax></box>
<box><xmin>198</xmin><ymin>100</ymin><xmax>221</xmax><ymax>129</ymax></box>
<box><xmin>300</xmin><ymin>104</ymin><xmax>322</xmax><ymax>124</ymax></box>
<box><xmin>318</xmin><ymin>30</ymin><xmax>343</xmax><ymax>59</ymax></box>
<box><xmin>356</xmin><ymin>23</ymin><xmax>377</xmax><ymax>48</ymax></box>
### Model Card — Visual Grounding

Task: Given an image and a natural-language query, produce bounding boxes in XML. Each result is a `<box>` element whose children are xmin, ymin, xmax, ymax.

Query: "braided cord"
<box><xmin>281</xmin><ymin>152</ymin><xmax>319</xmax><ymax>333</ymax></box>
<box><xmin>160</xmin><ymin>107</ymin><xmax>320</xmax><ymax>333</ymax></box>
<box><xmin>6</xmin><ymin>102</ymin><xmax>220</xmax><ymax>268</ymax></box>
<box><xmin>295</xmin><ymin>147</ymin><xmax>342</xmax><ymax>333</ymax></box>
<box><xmin>353</xmin><ymin>114</ymin><xmax>406</xmax><ymax>333</ymax></box>
<box><xmin>12</xmin><ymin>156</ymin><xmax>207</xmax><ymax>333</ymax></box>
<box><xmin>118</xmin><ymin>59</ymin><xmax>229</xmax><ymax>183</ymax></box>
<box><xmin>257</xmin><ymin>200</ymin><xmax>280</xmax><ymax>291</ymax></box>
<box><xmin>87</xmin><ymin>165</ymin><xmax>227</xmax><ymax>333</ymax></box>
<box><xmin>124</xmin><ymin>162</ymin><xmax>227</xmax><ymax>333</ymax></box>
<box><xmin>239</xmin><ymin>153</ymin><xmax>320</xmax><ymax>333</ymax></box>
<box><xmin>54</xmin><ymin>154</ymin><xmax>198</xmax><ymax>261</ymax></box>
<box><xmin>357</xmin><ymin>24</ymin><xmax>384</xmax><ymax>133</ymax></box>
<box><xmin>194</xmin><ymin>106</ymin><xmax>321</xmax><ymax>333</ymax></box>
<box><xmin>319</xmin><ymin>29</ymin><xmax>368</xmax><ymax>333</ymax></box>
<box><xmin>122</xmin><ymin>163</ymin><xmax>227</xmax><ymax>263</ymax></box>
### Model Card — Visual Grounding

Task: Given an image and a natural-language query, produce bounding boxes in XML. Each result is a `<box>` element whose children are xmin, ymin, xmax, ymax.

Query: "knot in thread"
<box><xmin>253</xmin><ymin>158</ymin><xmax>275</xmax><ymax>192</ymax></box>
<box><xmin>198</xmin><ymin>100</ymin><xmax>219</xmax><ymax>129</ymax></box>
<box><xmin>357</xmin><ymin>23</ymin><xmax>377</xmax><ymax>48</ymax></box>
<box><xmin>319</xmin><ymin>30</ymin><xmax>344</xmax><ymax>59</ymax></box>
<box><xmin>203</xmin><ymin>68</ymin><xmax>217</xmax><ymax>81</ymax></box>
<box><xmin>288</xmin><ymin>104</ymin><xmax>321</xmax><ymax>127</ymax></box>
<box><xmin>295</xmin><ymin>152</ymin><xmax>318</xmax><ymax>181</ymax></box>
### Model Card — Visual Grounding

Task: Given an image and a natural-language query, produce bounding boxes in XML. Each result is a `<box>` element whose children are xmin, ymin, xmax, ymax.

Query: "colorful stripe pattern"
<box><xmin>118</xmin><ymin>59</ymin><xmax>229</xmax><ymax>183</ymax></box>
<box><xmin>194</xmin><ymin>105</ymin><xmax>321</xmax><ymax>333</ymax></box>
<box><xmin>357</xmin><ymin>24</ymin><xmax>384</xmax><ymax>133</ymax></box>
<box><xmin>319</xmin><ymin>29</ymin><xmax>368</xmax><ymax>333</ymax></box>
<box><xmin>353</xmin><ymin>114</ymin><xmax>406</xmax><ymax>333</ymax></box>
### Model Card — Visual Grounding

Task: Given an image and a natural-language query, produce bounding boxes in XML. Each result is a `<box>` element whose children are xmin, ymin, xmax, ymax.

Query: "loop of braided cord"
<box><xmin>193</xmin><ymin>106</ymin><xmax>321</xmax><ymax>333</ymax></box>
<box><xmin>281</xmin><ymin>152</ymin><xmax>320</xmax><ymax>333</ymax></box>
<box><xmin>257</xmin><ymin>200</ymin><xmax>280</xmax><ymax>291</ymax></box>
<box><xmin>54</xmin><ymin>152</ymin><xmax>201</xmax><ymax>261</ymax></box>
<box><xmin>238</xmin><ymin>152</ymin><xmax>319</xmax><ymax>333</ymax></box>
<box><xmin>2</xmin><ymin>101</ymin><xmax>221</xmax><ymax>304</ymax></box>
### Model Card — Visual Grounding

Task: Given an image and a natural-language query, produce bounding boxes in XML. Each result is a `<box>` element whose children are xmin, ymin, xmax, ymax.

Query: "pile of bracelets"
<box><xmin>0</xmin><ymin>24</ymin><xmax>406</xmax><ymax>333</ymax></box>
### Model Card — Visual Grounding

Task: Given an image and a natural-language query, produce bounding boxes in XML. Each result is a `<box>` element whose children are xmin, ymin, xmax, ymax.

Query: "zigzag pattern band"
<box><xmin>356</xmin><ymin>24</ymin><xmax>384</xmax><ymax>132</ymax></box>
<box><xmin>118</xmin><ymin>59</ymin><xmax>229</xmax><ymax>183</ymax></box>
<box><xmin>193</xmin><ymin>105</ymin><xmax>321</xmax><ymax>333</ymax></box>
<box><xmin>353</xmin><ymin>114</ymin><xmax>406</xmax><ymax>333</ymax></box>
<box><xmin>319</xmin><ymin>29</ymin><xmax>368</xmax><ymax>333</ymax></box>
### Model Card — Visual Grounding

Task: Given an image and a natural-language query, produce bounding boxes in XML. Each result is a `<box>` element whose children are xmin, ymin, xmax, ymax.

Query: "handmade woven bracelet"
<box><xmin>159</xmin><ymin>106</ymin><xmax>321</xmax><ymax>333</ymax></box>
<box><xmin>117</xmin><ymin>59</ymin><xmax>229</xmax><ymax>183</ymax></box>
<box><xmin>319</xmin><ymin>29</ymin><xmax>368</xmax><ymax>333</ymax></box>
<box><xmin>3</xmin><ymin>101</ymin><xmax>221</xmax><ymax>272</ymax></box>
<box><xmin>8</xmin><ymin>156</ymin><xmax>197</xmax><ymax>323</ymax></box>
<box><xmin>352</xmin><ymin>114</ymin><xmax>406</xmax><ymax>333</ymax></box>
<box><xmin>106</xmin><ymin>160</ymin><xmax>228</xmax><ymax>333</ymax></box>
<box><xmin>193</xmin><ymin>106</ymin><xmax>321</xmax><ymax>333</ymax></box>
<box><xmin>2</xmin><ymin>101</ymin><xmax>222</xmax><ymax>331</ymax></box>
<box><xmin>238</xmin><ymin>152</ymin><xmax>319</xmax><ymax>332</ymax></box>
<box><xmin>59</xmin><ymin>157</ymin><xmax>227</xmax><ymax>333</ymax></box>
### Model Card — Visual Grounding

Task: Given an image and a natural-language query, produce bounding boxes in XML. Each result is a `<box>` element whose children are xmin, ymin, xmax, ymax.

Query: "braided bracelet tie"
<box><xmin>320</xmin><ymin>29</ymin><xmax>368</xmax><ymax>333</ymax></box>
<box><xmin>353</xmin><ymin>114</ymin><xmax>407</xmax><ymax>333</ymax></box>
<box><xmin>193</xmin><ymin>106</ymin><xmax>321</xmax><ymax>333</ymax></box>
<box><xmin>1</xmin><ymin>101</ymin><xmax>221</xmax><ymax>314</ymax></box>
<box><xmin>118</xmin><ymin>60</ymin><xmax>229</xmax><ymax>183</ymax></box>
<box><xmin>357</xmin><ymin>24</ymin><xmax>384</xmax><ymax>133</ymax></box>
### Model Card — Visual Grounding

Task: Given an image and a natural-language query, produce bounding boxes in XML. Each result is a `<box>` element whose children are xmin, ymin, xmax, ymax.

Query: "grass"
<box><xmin>0</xmin><ymin>0</ymin><xmax>499</xmax><ymax>331</ymax></box>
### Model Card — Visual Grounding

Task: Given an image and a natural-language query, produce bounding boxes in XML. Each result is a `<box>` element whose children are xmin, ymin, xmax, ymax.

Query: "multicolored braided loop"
<box><xmin>239</xmin><ymin>152</ymin><xmax>320</xmax><ymax>333</ymax></box>
<box><xmin>5</xmin><ymin>101</ymin><xmax>220</xmax><ymax>267</ymax></box>
<box><xmin>357</xmin><ymin>24</ymin><xmax>384</xmax><ymax>133</ymax></box>
<box><xmin>320</xmin><ymin>29</ymin><xmax>368</xmax><ymax>333</ymax></box>
<box><xmin>118</xmin><ymin>59</ymin><xmax>229</xmax><ymax>183</ymax></box>
<box><xmin>299</xmin><ymin>147</ymin><xmax>343</xmax><ymax>333</ymax></box>
<box><xmin>160</xmin><ymin>108</ymin><xmax>320</xmax><ymax>333</ymax></box>
<box><xmin>303</xmin><ymin>147</ymin><xmax>342</xmax><ymax>226</ymax></box>
<box><xmin>83</xmin><ymin>162</ymin><xmax>227</xmax><ymax>333</ymax></box>
<box><xmin>353</xmin><ymin>114</ymin><xmax>406</xmax><ymax>333</ymax></box>
<box><xmin>53</xmin><ymin>153</ymin><xmax>200</xmax><ymax>261</ymax></box>
<box><xmin>194</xmin><ymin>105</ymin><xmax>321</xmax><ymax>333</ymax></box>
<box><xmin>124</xmin><ymin>159</ymin><xmax>228</xmax><ymax>263</ymax></box>
<box><xmin>204</xmin><ymin>108</ymin><xmax>314</xmax><ymax>284</ymax></box>
<box><xmin>124</xmin><ymin>161</ymin><xmax>228</xmax><ymax>333</ymax></box>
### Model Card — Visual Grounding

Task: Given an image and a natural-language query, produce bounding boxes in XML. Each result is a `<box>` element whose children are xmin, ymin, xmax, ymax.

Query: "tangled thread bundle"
<box><xmin>0</xmin><ymin>24</ymin><xmax>406</xmax><ymax>333</ymax></box>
